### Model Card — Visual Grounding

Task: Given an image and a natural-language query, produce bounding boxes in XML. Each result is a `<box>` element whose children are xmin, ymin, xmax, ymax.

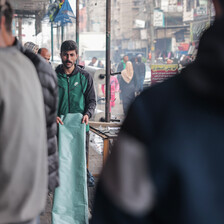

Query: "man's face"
<box><xmin>92</xmin><ymin>58</ymin><xmax>97</xmax><ymax>64</ymax></box>
<box><xmin>124</xmin><ymin>56</ymin><xmax>128</xmax><ymax>63</ymax></box>
<box><xmin>61</xmin><ymin>50</ymin><xmax>78</xmax><ymax>69</ymax></box>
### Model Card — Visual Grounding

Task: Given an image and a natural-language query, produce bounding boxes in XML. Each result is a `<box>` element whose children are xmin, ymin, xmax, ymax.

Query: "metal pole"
<box><xmin>51</xmin><ymin>23</ymin><xmax>54</xmax><ymax>61</ymax></box>
<box><xmin>105</xmin><ymin>0</ymin><xmax>111</xmax><ymax>122</ymax></box>
<box><xmin>61</xmin><ymin>25</ymin><xmax>64</xmax><ymax>42</ymax></box>
<box><xmin>18</xmin><ymin>18</ymin><xmax>22</xmax><ymax>42</ymax></box>
<box><xmin>149</xmin><ymin>0</ymin><xmax>155</xmax><ymax>64</ymax></box>
<box><xmin>50</xmin><ymin>0</ymin><xmax>54</xmax><ymax>61</ymax></box>
<box><xmin>76</xmin><ymin>0</ymin><xmax>79</xmax><ymax>64</ymax></box>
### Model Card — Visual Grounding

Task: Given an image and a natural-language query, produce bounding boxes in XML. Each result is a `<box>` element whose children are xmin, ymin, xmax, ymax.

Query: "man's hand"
<box><xmin>82</xmin><ymin>115</ymin><xmax>89</xmax><ymax>125</ymax></box>
<box><xmin>56</xmin><ymin>116</ymin><xmax>64</xmax><ymax>125</ymax></box>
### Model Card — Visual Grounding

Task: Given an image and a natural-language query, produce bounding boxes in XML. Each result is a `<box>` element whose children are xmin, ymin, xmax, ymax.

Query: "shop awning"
<box><xmin>8</xmin><ymin>0</ymin><xmax>49</xmax><ymax>16</ymax></box>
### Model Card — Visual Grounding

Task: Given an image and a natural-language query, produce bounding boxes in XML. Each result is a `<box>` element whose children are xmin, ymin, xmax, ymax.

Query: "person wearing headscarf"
<box><xmin>120</xmin><ymin>61</ymin><xmax>135</xmax><ymax>115</ymax></box>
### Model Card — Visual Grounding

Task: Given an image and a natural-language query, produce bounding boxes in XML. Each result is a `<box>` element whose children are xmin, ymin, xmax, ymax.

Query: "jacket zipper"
<box><xmin>67</xmin><ymin>76</ymin><xmax>70</xmax><ymax>112</ymax></box>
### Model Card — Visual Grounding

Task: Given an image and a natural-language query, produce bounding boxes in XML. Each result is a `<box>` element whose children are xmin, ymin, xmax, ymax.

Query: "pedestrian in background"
<box><xmin>101</xmin><ymin>74</ymin><xmax>120</xmax><ymax>111</ymax></box>
<box><xmin>117</xmin><ymin>55</ymin><xmax>129</xmax><ymax>105</ymax></box>
<box><xmin>88</xmin><ymin>56</ymin><xmax>97</xmax><ymax>66</ymax></box>
<box><xmin>38</xmin><ymin>47</ymin><xmax>51</xmax><ymax>64</ymax></box>
<box><xmin>119</xmin><ymin>61</ymin><xmax>135</xmax><ymax>115</ymax></box>
<box><xmin>137</xmin><ymin>54</ymin><xmax>146</xmax><ymax>92</ymax></box>
<box><xmin>97</xmin><ymin>60</ymin><xmax>104</xmax><ymax>68</ymax></box>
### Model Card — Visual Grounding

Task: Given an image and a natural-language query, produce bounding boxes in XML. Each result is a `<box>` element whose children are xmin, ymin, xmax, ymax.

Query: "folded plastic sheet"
<box><xmin>52</xmin><ymin>113</ymin><xmax>88</xmax><ymax>224</ymax></box>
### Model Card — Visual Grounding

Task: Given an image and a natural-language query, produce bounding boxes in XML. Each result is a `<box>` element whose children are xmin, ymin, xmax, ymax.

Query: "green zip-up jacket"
<box><xmin>56</xmin><ymin>64</ymin><xmax>96</xmax><ymax>123</ymax></box>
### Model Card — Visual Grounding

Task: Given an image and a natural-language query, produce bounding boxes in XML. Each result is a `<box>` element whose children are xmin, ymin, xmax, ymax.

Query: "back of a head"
<box><xmin>137</xmin><ymin>56</ymin><xmax>142</xmax><ymax>63</ymax></box>
<box><xmin>0</xmin><ymin>0</ymin><xmax>13</xmax><ymax>33</ymax></box>
<box><xmin>24</xmin><ymin>42</ymin><xmax>39</xmax><ymax>54</ymax></box>
<box><xmin>61</xmin><ymin>40</ymin><xmax>78</xmax><ymax>54</ymax></box>
<box><xmin>38</xmin><ymin>48</ymin><xmax>51</xmax><ymax>63</ymax></box>
<box><xmin>38</xmin><ymin>47</ymin><xmax>49</xmax><ymax>55</ymax></box>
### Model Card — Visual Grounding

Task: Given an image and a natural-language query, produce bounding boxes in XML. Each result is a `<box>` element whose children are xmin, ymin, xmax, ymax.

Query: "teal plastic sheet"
<box><xmin>52</xmin><ymin>113</ymin><xmax>88</xmax><ymax>224</ymax></box>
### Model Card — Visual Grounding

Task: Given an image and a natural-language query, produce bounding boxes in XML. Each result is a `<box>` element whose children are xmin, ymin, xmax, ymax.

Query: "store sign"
<box><xmin>140</xmin><ymin>29</ymin><xmax>147</xmax><ymax>40</ymax></box>
<box><xmin>135</xmin><ymin>19</ymin><xmax>145</xmax><ymax>28</ymax></box>
<box><xmin>151</xmin><ymin>64</ymin><xmax>178</xmax><ymax>84</ymax></box>
<box><xmin>194</xmin><ymin>5</ymin><xmax>207</xmax><ymax>17</ymax></box>
<box><xmin>154</xmin><ymin>9</ymin><xmax>165</xmax><ymax>27</ymax></box>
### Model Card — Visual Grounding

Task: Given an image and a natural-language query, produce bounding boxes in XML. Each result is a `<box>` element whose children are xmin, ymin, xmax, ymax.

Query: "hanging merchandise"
<box><xmin>54</xmin><ymin>0</ymin><xmax>75</xmax><ymax>26</ymax></box>
<box><xmin>52</xmin><ymin>113</ymin><xmax>88</xmax><ymax>224</ymax></box>
<box><xmin>59</xmin><ymin>0</ymin><xmax>65</xmax><ymax>9</ymax></box>
<box><xmin>47</xmin><ymin>0</ymin><xmax>61</xmax><ymax>22</ymax></box>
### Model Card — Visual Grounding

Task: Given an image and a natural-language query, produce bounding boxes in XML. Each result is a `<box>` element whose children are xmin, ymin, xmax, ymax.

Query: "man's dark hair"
<box><xmin>93</xmin><ymin>57</ymin><xmax>97</xmax><ymax>60</ymax></box>
<box><xmin>0</xmin><ymin>1</ymin><xmax>13</xmax><ymax>33</ymax></box>
<box><xmin>61</xmin><ymin>40</ymin><xmax>78</xmax><ymax>54</ymax></box>
<box><xmin>137</xmin><ymin>56</ymin><xmax>142</xmax><ymax>63</ymax></box>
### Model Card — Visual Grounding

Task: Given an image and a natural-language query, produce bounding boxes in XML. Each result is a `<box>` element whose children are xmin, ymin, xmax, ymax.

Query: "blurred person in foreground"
<box><xmin>38</xmin><ymin>47</ymin><xmax>51</xmax><ymax>64</ymax></box>
<box><xmin>91</xmin><ymin>0</ymin><xmax>224</xmax><ymax>223</ymax></box>
<box><xmin>0</xmin><ymin>1</ymin><xmax>59</xmax><ymax>193</ymax></box>
<box><xmin>0</xmin><ymin>1</ymin><xmax>47</xmax><ymax>223</ymax></box>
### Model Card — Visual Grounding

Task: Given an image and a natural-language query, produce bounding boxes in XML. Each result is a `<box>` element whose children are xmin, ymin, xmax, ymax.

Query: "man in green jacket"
<box><xmin>56</xmin><ymin>40</ymin><xmax>96</xmax><ymax>125</ymax></box>
<box><xmin>56</xmin><ymin>40</ymin><xmax>96</xmax><ymax>185</ymax></box>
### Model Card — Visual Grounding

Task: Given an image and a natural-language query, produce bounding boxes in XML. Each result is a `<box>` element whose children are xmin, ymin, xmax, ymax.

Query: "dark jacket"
<box><xmin>56</xmin><ymin>64</ymin><xmax>96</xmax><ymax>121</ymax></box>
<box><xmin>91</xmin><ymin>18</ymin><xmax>224</xmax><ymax>224</ymax></box>
<box><xmin>14</xmin><ymin>38</ymin><xmax>59</xmax><ymax>192</ymax></box>
<box><xmin>138</xmin><ymin>62</ymin><xmax>145</xmax><ymax>79</ymax></box>
<box><xmin>117</xmin><ymin>60</ymin><xmax>126</xmax><ymax>73</ymax></box>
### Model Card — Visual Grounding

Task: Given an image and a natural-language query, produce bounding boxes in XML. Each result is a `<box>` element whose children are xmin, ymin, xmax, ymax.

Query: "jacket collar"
<box><xmin>56</xmin><ymin>64</ymin><xmax>81</xmax><ymax>78</ymax></box>
<box><xmin>13</xmin><ymin>37</ymin><xmax>25</xmax><ymax>53</ymax></box>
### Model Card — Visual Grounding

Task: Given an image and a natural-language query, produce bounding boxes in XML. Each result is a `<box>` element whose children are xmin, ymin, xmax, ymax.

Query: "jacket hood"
<box><xmin>55</xmin><ymin>64</ymin><xmax>64</xmax><ymax>75</ymax></box>
<box><xmin>183</xmin><ymin>17</ymin><xmax>224</xmax><ymax>100</ymax></box>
